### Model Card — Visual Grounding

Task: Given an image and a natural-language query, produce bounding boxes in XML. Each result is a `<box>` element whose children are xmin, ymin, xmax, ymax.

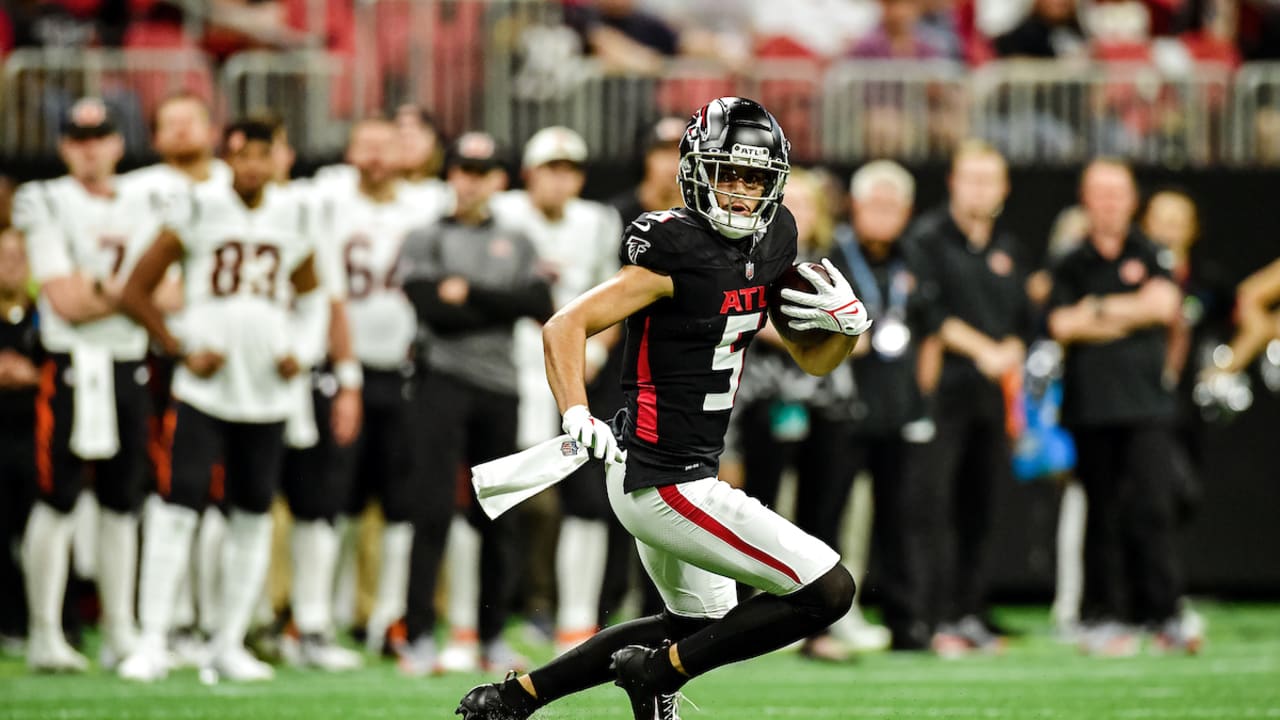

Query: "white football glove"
<box><xmin>778</xmin><ymin>259</ymin><xmax>873</xmax><ymax>337</ymax></box>
<box><xmin>562</xmin><ymin>405</ymin><xmax>623</xmax><ymax>463</ymax></box>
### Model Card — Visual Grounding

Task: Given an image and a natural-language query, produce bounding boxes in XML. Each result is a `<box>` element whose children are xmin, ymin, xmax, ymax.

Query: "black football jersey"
<box><xmin>616</xmin><ymin>206</ymin><xmax>798</xmax><ymax>492</ymax></box>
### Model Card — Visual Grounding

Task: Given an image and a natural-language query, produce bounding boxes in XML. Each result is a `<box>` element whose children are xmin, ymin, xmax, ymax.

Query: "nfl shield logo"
<box><xmin>745</xmin><ymin>261</ymin><xmax>755</xmax><ymax>280</ymax></box>
<box><xmin>561</xmin><ymin>440</ymin><xmax>580</xmax><ymax>457</ymax></box>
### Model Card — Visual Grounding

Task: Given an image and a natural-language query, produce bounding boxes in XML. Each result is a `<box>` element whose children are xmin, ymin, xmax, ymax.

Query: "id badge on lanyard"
<box><xmin>836</xmin><ymin>228</ymin><xmax>911</xmax><ymax>359</ymax></box>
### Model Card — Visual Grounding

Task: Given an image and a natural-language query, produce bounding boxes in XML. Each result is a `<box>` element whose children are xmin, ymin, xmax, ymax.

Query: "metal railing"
<box><xmin>1229</xmin><ymin>62</ymin><xmax>1280</xmax><ymax>166</ymax></box>
<box><xmin>220</xmin><ymin>50</ymin><xmax>350</xmax><ymax>156</ymax></box>
<box><xmin>2</xmin><ymin>48</ymin><xmax>215</xmax><ymax>158</ymax></box>
<box><xmin>3</xmin><ymin>41</ymin><xmax>1280</xmax><ymax>167</ymax></box>
<box><xmin>971</xmin><ymin>60</ymin><xmax>1233</xmax><ymax>168</ymax></box>
<box><xmin>822</xmin><ymin>60</ymin><xmax>968</xmax><ymax>163</ymax></box>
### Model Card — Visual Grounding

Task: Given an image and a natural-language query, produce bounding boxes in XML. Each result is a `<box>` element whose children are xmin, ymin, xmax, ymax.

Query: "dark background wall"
<box><xmin>4</xmin><ymin>156</ymin><xmax>1278</xmax><ymax>598</ymax></box>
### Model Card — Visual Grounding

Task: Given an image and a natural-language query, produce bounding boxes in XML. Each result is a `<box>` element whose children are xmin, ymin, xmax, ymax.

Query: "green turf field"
<box><xmin>2</xmin><ymin>604</ymin><xmax>1278</xmax><ymax>720</ymax></box>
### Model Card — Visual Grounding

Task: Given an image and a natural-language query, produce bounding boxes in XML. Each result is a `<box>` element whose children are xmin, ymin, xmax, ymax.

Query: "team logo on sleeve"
<box><xmin>626</xmin><ymin>235</ymin><xmax>651</xmax><ymax>264</ymax></box>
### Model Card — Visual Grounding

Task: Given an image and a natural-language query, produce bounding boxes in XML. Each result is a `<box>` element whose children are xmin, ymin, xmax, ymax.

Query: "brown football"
<box><xmin>767</xmin><ymin>262</ymin><xmax>834</xmax><ymax>347</ymax></box>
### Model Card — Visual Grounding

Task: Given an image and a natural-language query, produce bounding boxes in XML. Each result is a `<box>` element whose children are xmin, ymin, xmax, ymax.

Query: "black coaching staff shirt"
<box><xmin>1048</xmin><ymin>231</ymin><xmax>1178</xmax><ymax>426</ymax></box>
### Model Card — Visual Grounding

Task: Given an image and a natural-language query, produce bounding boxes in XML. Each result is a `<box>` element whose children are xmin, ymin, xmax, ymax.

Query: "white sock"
<box><xmin>212</xmin><ymin>510</ymin><xmax>273</xmax><ymax>657</ymax></box>
<box><xmin>445</xmin><ymin>516</ymin><xmax>480</xmax><ymax>638</ymax></box>
<box><xmin>555</xmin><ymin>517</ymin><xmax>607</xmax><ymax>638</ymax></box>
<box><xmin>97</xmin><ymin>509</ymin><xmax>139</xmax><ymax>654</ymax></box>
<box><xmin>291</xmin><ymin>519</ymin><xmax>339</xmax><ymax>635</ymax></box>
<box><xmin>1052</xmin><ymin>482</ymin><xmax>1088</xmax><ymax>628</ymax></box>
<box><xmin>331</xmin><ymin>516</ymin><xmax>357</xmax><ymax>630</ymax></box>
<box><xmin>137</xmin><ymin>500</ymin><xmax>198</xmax><ymax>648</ymax></box>
<box><xmin>195</xmin><ymin>506</ymin><xmax>226</xmax><ymax>637</ymax></box>
<box><xmin>22</xmin><ymin>502</ymin><xmax>75</xmax><ymax>640</ymax></box>
<box><xmin>71</xmin><ymin>490</ymin><xmax>99</xmax><ymax>581</ymax></box>
<box><xmin>367</xmin><ymin>521</ymin><xmax>413</xmax><ymax>639</ymax></box>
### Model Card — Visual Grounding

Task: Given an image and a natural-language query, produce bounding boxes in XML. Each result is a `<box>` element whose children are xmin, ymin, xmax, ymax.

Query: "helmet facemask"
<box><xmin>680</xmin><ymin>148</ymin><xmax>790</xmax><ymax>240</ymax></box>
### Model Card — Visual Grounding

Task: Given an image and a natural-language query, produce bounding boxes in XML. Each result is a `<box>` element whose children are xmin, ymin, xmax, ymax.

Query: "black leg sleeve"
<box><xmin>527</xmin><ymin>611</ymin><xmax>713</xmax><ymax>706</ymax></box>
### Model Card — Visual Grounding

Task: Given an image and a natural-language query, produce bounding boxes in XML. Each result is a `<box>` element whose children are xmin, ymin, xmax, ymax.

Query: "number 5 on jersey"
<box><xmin>703</xmin><ymin>312</ymin><xmax>764</xmax><ymax>412</ymax></box>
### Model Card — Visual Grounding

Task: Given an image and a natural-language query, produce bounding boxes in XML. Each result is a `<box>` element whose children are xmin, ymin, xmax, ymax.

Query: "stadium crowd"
<box><xmin>1</xmin><ymin>81</ymin><xmax>1277</xmax><ymax>687</ymax></box>
<box><xmin>3</xmin><ymin>0</ymin><xmax>1279</xmax><ymax>64</ymax></box>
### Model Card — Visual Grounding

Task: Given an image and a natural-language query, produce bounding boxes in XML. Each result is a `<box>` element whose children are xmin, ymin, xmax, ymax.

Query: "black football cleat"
<box><xmin>455</xmin><ymin>674</ymin><xmax>533</xmax><ymax>720</ymax></box>
<box><xmin>610</xmin><ymin>645</ymin><xmax>686</xmax><ymax>720</ymax></box>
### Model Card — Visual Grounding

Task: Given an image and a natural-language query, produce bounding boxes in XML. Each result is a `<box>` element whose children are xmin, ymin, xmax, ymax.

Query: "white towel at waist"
<box><xmin>69</xmin><ymin>342</ymin><xmax>119</xmax><ymax>460</ymax></box>
<box><xmin>472</xmin><ymin>434</ymin><xmax>613</xmax><ymax>519</ymax></box>
<box><xmin>284</xmin><ymin>375</ymin><xmax>319</xmax><ymax>449</ymax></box>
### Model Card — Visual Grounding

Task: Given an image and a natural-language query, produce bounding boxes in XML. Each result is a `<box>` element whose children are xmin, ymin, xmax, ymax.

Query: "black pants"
<box><xmin>165</xmin><ymin>402</ymin><xmax>285</xmax><ymax>514</ymax></box>
<box><xmin>1072</xmin><ymin>424</ymin><xmax>1187</xmax><ymax>625</ymax></box>
<box><xmin>915</xmin><ymin>388</ymin><xmax>1010</xmax><ymax>626</ymax></box>
<box><xmin>0</xmin><ymin>423</ymin><xmax>34</xmax><ymax>637</ymax></box>
<box><xmin>404</xmin><ymin>371</ymin><xmax>520</xmax><ymax>644</ymax></box>
<box><xmin>283</xmin><ymin>368</ymin><xmax>420</xmax><ymax>524</ymax></box>
<box><xmin>855</xmin><ymin>433</ymin><xmax>930</xmax><ymax>647</ymax></box>
<box><xmin>739</xmin><ymin>401</ymin><xmax>858</xmax><ymax>552</ymax></box>
<box><xmin>35</xmin><ymin>355</ymin><xmax>151</xmax><ymax>514</ymax></box>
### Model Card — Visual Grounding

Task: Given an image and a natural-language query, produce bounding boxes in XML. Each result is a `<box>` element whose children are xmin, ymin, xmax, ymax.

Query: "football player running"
<box><xmin>117</xmin><ymin>119</ymin><xmax>327</xmax><ymax>683</ymax></box>
<box><xmin>457</xmin><ymin>97</ymin><xmax>872</xmax><ymax>720</ymax></box>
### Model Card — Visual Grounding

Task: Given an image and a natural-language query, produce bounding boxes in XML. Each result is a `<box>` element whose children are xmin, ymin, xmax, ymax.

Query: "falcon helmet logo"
<box><xmin>626</xmin><ymin>235</ymin><xmax>651</xmax><ymax>264</ymax></box>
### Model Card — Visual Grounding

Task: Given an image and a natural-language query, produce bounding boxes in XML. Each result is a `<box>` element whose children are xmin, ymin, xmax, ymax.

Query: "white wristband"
<box><xmin>334</xmin><ymin>359</ymin><xmax>363</xmax><ymax>390</ymax></box>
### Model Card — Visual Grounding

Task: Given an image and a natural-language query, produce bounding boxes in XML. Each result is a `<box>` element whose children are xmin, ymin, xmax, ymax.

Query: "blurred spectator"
<box><xmin>905</xmin><ymin>140</ymin><xmax>1030</xmax><ymax>656</ymax></box>
<box><xmin>610</xmin><ymin>115</ymin><xmax>684</xmax><ymax>226</ymax></box>
<box><xmin>849</xmin><ymin>0</ymin><xmax>947</xmax><ymax>59</ymax></box>
<box><xmin>4</xmin><ymin>0</ymin><xmax>128</xmax><ymax>49</ymax></box>
<box><xmin>919</xmin><ymin>0</ymin><xmax>965</xmax><ymax>58</ymax></box>
<box><xmin>396</xmin><ymin>105</ymin><xmax>446</xmax><ymax>184</ymax></box>
<box><xmin>635</xmin><ymin>0</ymin><xmax>752</xmax><ymax>67</ymax></box>
<box><xmin>0</xmin><ymin>228</ymin><xmax>38</xmax><ymax>648</ymax></box>
<box><xmin>993</xmin><ymin>0</ymin><xmax>1088</xmax><ymax>59</ymax></box>
<box><xmin>1212</xmin><ymin>256</ymin><xmax>1280</xmax><ymax>374</ymax></box>
<box><xmin>203</xmin><ymin>0</ymin><xmax>309</xmax><ymax>59</ymax></box>
<box><xmin>563</xmin><ymin>0</ymin><xmax>679</xmax><ymax>73</ymax></box>
<box><xmin>562</xmin><ymin>0</ymin><xmax>745</xmax><ymax>73</ymax></box>
<box><xmin>750</xmin><ymin>0</ymin><xmax>879</xmax><ymax>59</ymax></box>
<box><xmin>1047</xmin><ymin>158</ymin><xmax>1198</xmax><ymax>656</ymax></box>
<box><xmin>832</xmin><ymin>161</ymin><xmax>939</xmax><ymax>651</ymax></box>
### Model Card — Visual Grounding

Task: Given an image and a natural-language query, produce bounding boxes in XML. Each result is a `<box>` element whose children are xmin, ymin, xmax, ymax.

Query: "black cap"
<box><xmin>447</xmin><ymin>131</ymin><xmax>505</xmax><ymax>173</ymax></box>
<box><xmin>61</xmin><ymin>98</ymin><xmax>118</xmax><ymax>140</ymax></box>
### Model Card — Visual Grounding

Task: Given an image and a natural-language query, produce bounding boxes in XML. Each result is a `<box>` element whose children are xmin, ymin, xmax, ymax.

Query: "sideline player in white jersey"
<box><xmin>394</xmin><ymin>103</ymin><xmax>452</xmax><ymax>215</ymax></box>
<box><xmin>314</xmin><ymin>118</ymin><xmax>440</xmax><ymax>655</ymax></box>
<box><xmin>487</xmin><ymin>127</ymin><xmax>622</xmax><ymax>656</ymax></box>
<box><xmin>265</xmin><ymin>119</ymin><xmax>365</xmax><ymax>671</ymax></box>
<box><xmin>124</xmin><ymin>92</ymin><xmax>232</xmax><ymax>210</ymax></box>
<box><xmin>116</xmin><ymin>119</ymin><xmax>327</xmax><ymax>682</ymax></box>
<box><xmin>121</xmin><ymin>91</ymin><xmax>233</xmax><ymax>659</ymax></box>
<box><xmin>13</xmin><ymin>98</ymin><xmax>165</xmax><ymax>672</ymax></box>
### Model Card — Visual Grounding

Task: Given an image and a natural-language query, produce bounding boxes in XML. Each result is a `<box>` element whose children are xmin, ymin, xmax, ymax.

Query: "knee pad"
<box><xmin>661</xmin><ymin>610</ymin><xmax>716</xmax><ymax>641</ymax></box>
<box><xmin>789</xmin><ymin>565</ymin><xmax>855</xmax><ymax>623</ymax></box>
